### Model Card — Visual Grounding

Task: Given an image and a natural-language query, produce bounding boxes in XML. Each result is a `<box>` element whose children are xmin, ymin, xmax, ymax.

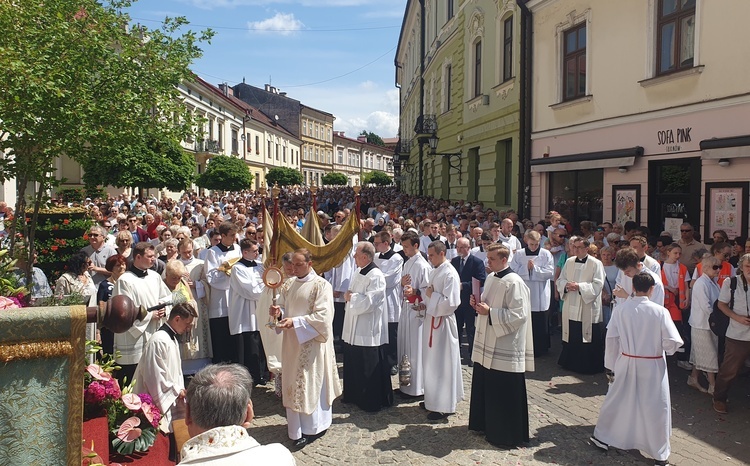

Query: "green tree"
<box><xmin>359</xmin><ymin>130</ymin><xmax>385</xmax><ymax>147</ymax></box>
<box><xmin>362</xmin><ymin>170</ymin><xmax>392</xmax><ymax>186</ymax></box>
<box><xmin>0</xmin><ymin>0</ymin><xmax>211</xmax><ymax>280</ymax></box>
<box><xmin>266</xmin><ymin>167</ymin><xmax>303</xmax><ymax>187</ymax></box>
<box><xmin>83</xmin><ymin>135</ymin><xmax>195</xmax><ymax>193</ymax></box>
<box><xmin>321</xmin><ymin>172</ymin><xmax>348</xmax><ymax>186</ymax></box>
<box><xmin>196</xmin><ymin>155</ymin><xmax>254</xmax><ymax>192</ymax></box>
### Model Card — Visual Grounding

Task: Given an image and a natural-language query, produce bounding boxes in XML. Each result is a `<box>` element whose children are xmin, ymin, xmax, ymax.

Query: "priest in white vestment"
<box><xmin>373</xmin><ymin>230</ymin><xmax>404</xmax><ymax>373</ymax></box>
<box><xmin>397</xmin><ymin>231</ymin><xmax>431</xmax><ymax>398</ymax></box>
<box><xmin>177</xmin><ymin>240</ymin><xmax>212</xmax><ymax>375</ymax></box>
<box><xmin>133</xmin><ymin>303</ymin><xmax>197</xmax><ymax>435</ymax></box>
<box><xmin>271</xmin><ymin>249</ymin><xmax>342</xmax><ymax>449</ymax></box>
<box><xmin>470</xmin><ymin>243</ymin><xmax>533</xmax><ymax>447</ymax></box>
<box><xmin>591</xmin><ymin>273</ymin><xmax>683</xmax><ymax>465</ymax></box>
<box><xmin>423</xmin><ymin>240</ymin><xmax>463</xmax><ymax>420</ymax></box>
<box><xmin>556</xmin><ymin>236</ymin><xmax>606</xmax><ymax>374</ymax></box>
<box><xmin>229</xmin><ymin>239</ymin><xmax>268</xmax><ymax>385</ymax></box>
<box><xmin>342</xmin><ymin>241</ymin><xmax>394</xmax><ymax>412</ymax></box>
<box><xmin>205</xmin><ymin>221</ymin><xmax>242</xmax><ymax>363</ymax></box>
<box><xmin>510</xmin><ymin>230</ymin><xmax>555</xmax><ymax>356</ymax></box>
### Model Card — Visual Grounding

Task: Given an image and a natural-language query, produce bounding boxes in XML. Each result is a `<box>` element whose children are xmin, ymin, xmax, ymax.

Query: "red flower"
<box><xmin>51</xmin><ymin>245</ymin><xmax>59</xmax><ymax>252</ymax></box>
<box><xmin>52</xmin><ymin>225</ymin><xmax>59</xmax><ymax>230</ymax></box>
<box><xmin>63</xmin><ymin>219</ymin><xmax>70</xmax><ymax>225</ymax></box>
<box><xmin>82</xmin><ymin>234</ymin><xmax>89</xmax><ymax>240</ymax></box>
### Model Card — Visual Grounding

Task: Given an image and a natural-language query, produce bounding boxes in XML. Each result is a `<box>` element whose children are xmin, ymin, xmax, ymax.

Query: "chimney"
<box><xmin>265</xmin><ymin>84</ymin><xmax>271</xmax><ymax>92</ymax></box>
<box><xmin>357</xmin><ymin>136</ymin><xmax>367</xmax><ymax>143</ymax></box>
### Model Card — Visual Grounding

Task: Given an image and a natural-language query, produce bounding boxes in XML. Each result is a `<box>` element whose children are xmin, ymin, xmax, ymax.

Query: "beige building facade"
<box><xmin>529</xmin><ymin>0</ymin><xmax>750</xmax><ymax>239</ymax></box>
<box><xmin>333</xmin><ymin>132</ymin><xmax>395</xmax><ymax>186</ymax></box>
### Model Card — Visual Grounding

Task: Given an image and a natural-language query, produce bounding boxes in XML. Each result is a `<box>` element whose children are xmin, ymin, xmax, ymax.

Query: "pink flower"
<box><xmin>116</xmin><ymin>416</ymin><xmax>142</xmax><ymax>443</ymax></box>
<box><xmin>0</xmin><ymin>296</ymin><xmax>18</xmax><ymax>310</ymax></box>
<box><xmin>121</xmin><ymin>393</ymin><xmax>141</xmax><ymax>411</ymax></box>
<box><xmin>137</xmin><ymin>393</ymin><xmax>154</xmax><ymax>405</ymax></box>
<box><xmin>140</xmin><ymin>402</ymin><xmax>155</xmax><ymax>426</ymax></box>
<box><xmin>86</xmin><ymin>364</ymin><xmax>112</xmax><ymax>382</ymax></box>
<box><xmin>84</xmin><ymin>382</ymin><xmax>106</xmax><ymax>404</ymax></box>
<box><xmin>104</xmin><ymin>378</ymin><xmax>121</xmax><ymax>399</ymax></box>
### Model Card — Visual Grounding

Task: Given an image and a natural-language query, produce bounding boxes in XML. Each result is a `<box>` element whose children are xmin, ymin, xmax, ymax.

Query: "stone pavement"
<box><xmin>248</xmin><ymin>337</ymin><xmax>750</xmax><ymax>465</ymax></box>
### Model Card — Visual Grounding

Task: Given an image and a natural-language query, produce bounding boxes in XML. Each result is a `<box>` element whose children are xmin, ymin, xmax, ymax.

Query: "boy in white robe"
<box><xmin>205</xmin><ymin>221</ymin><xmax>241</xmax><ymax>363</ymax></box>
<box><xmin>591</xmin><ymin>273</ymin><xmax>683</xmax><ymax>466</ymax></box>
<box><xmin>373</xmin><ymin>231</ymin><xmax>404</xmax><ymax>374</ymax></box>
<box><xmin>423</xmin><ymin>240</ymin><xmax>463</xmax><ymax>420</ymax></box>
<box><xmin>133</xmin><ymin>303</ymin><xmax>197</xmax><ymax>434</ymax></box>
<box><xmin>229</xmin><ymin>239</ymin><xmax>268</xmax><ymax>385</ymax></box>
<box><xmin>397</xmin><ymin>231</ymin><xmax>431</xmax><ymax>398</ymax></box>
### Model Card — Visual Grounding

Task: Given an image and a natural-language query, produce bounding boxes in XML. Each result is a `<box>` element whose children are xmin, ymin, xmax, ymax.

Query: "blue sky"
<box><xmin>126</xmin><ymin>0</ymin><xmax>406</xmax><ymax>138</ymax></box>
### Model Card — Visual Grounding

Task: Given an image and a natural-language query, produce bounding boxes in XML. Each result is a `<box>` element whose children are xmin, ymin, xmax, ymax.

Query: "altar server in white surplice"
<box><xmin>113</xmin><ymin>242</ymin><xmax>171</xmax><ymax>386</ymax></box>
<box><xmin>469</xmin><ymin>243</ymin><xmax>533</xmax><ymax>448</ymax></box>
<box><xmin>342</xmin><ymin>241</ymin><xmax>394</xmax><ymax>413</ymax></box>
<box><xmin>205</xmin><ymin>221</ymin><xmax>241</xmax><ymax>364</ymax></box>
<box><xmin>510</xmin><ymin>230</ymin><xmax>555</xmax><ymax>356</ymax></box>
<box><xmin>270</xmin><ymin>249</ymin><xmax>342</xmax><ymax>449</ymax></box>
<box><xmin>422</xmin><ymin>240</ymin><xmax>463</xmax><ymax>421</ymax></box>
<box><xmin>556</xmin><ymin>236</ymin><xmax>606</xmax><ymax>375</ymax></box>
<box><xmin>613</xmin><ymin>247</ymin><xmax>665</xmax><ymax>309</ymax></box>
<box><xmin>373</xmin><ymin>230</ymin><xmax>404</xmax><ymax>373</ymax></box>
<box><xmin>133</xmin><ymin>303</ymin><xmax>197</xmax><ymax>434</ymax></box>
<box><xmin>323</xmin><ymin>224</ymin><xmax>355</xmax><ymax>350</ymax></box>
<box><xmin>591</xmin><ymin>273</ymin><xmax>683</xmax><ymax>466</ymax></box>
<box><xmin>397</xmin><ymin>231</ymin><xmax>431</xmax><ymax>398</ymax></box>
<box><xmin>229</xmin><ymin>239</ymin><xmax>268</xmax><ymax>386</ymax></box>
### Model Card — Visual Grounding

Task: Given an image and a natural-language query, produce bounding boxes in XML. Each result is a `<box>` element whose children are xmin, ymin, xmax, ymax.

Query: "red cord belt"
<box><xmin>621</xmin><ymin>352</ymin><xmax>662</xmax><ymax>359</ymax></box>
<box><xmin>429</xmin><ymin>316</ymin><xmax>443</xmax><ymax>348</ymax></box>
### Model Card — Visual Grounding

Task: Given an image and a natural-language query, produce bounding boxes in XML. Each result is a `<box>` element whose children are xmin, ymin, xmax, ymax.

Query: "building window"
<box><xmin>657</xmin><ymin>0</ymin><xmax>695</xmax><ymax>75</ymax></box>
<box><xmin>563</xmin><ymin>22</ymin><xmax>586</xmax><ymax>101</ymax></box>
<box><xmin>549</xmin><ymin>168</ymin><xmax>603</xmax><ymax>226</ymax></box>
<box><xmin>231</xmin><ymin>129</ymin><xmax>238</xmax><ymax>154</ymax></box>
<box><xmin>444</xmin><ymin>64</ymin><xmax>452</xmax><ymax>112</ymax></box>
<box><xmin>276</xmin><ymin>144</ymin><xmax>279</xmax><ymax>160</ymax></box>
<box><xmin>283</xmin><ymin>146</ymin><xmax>287</xmax><ymax>163</ymax></box>
<box><xmin>208</xmin><ymin>119</ymin><xmax>214</xmax><ymax>140</ymax></box>
<box><xmin>267</xmin><ymin>141</ymin><xmax>272</xmax><ymax>158</ymax></box>
<box><xmin>338</xmin><ymin>149</ymin><xmax>344</xmax><ymax>164</ymax></box>
<box><xmin>217</xmin><ymin>123</ymin><xmax>223</xmax><ymax>149</ymax></box>
<box><xmin>447</xmin><ymin>0</ymin><xmax>454</xmax><ymax>21</ymax></box>
<box><xmin>503</xmin><ymin>17</ymin><xmax>513</xmax><ymax>82</ymax></box>
<box><xmin>473</xmin><ymin>41</ymin><xmax>482</xmax><ymax>98</ymax></box>
<box><xmin>303</xmin><ymin>121</ymin><xmax>307</xmax><ymax>136</ymax></box>
<box><xmin>255</xmin><ymin>136</ymin><xmax>259</xmax><ymax>154</ymax></box>
<box><xmin>315</xmin><ymin>148</ymin><xmax>319</xmax><ymax>162</ymax></box>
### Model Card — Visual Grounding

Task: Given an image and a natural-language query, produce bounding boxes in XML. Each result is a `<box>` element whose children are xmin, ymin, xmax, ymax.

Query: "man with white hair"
<box><xmin>180</xmin><ymin>364</ymin><xmax>296</xmax><ymax>465</ymax></box>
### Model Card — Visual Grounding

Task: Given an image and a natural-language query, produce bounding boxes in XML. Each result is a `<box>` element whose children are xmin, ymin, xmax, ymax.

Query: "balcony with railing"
<box><xmin>195</xmin><ymin>140</ymin><xmax>222</xmax><ymax>154</ymax></box>
<box><xmin>413</xmin><ymin>114</ymin><xmax>437</xmax><ymax>136</ymax></box>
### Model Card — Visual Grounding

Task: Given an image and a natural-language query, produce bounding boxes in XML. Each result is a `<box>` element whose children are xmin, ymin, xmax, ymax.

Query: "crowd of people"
<box><xmin>7</xmin><ymin>185</ymin><xmax>750</xmax><ymax>465</ymax></box>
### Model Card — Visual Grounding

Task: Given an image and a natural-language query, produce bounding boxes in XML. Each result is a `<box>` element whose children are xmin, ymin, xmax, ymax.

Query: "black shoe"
<box><xmin>292</xmin><ymin>436</ymin><xmax>309</xmax><ymax>450</ymax></box>
<box><xmin>390</xmin><ymin>365</ymin><xmax>398</xmax><ymax>376</ymax></box>
<box><xmin>427</xmin><ymin>411</ymin><xmax>448</xmax><ymax>421</ymax></box>
<box><xmin>467</xmin><ymin>360</ymin><xmax>474</xmax><ymax>367</ymax></box>
<box><xmin>419</xmin><ymin>401</ymin><xmax>426</xmax><ymax>410</ymax></box>
<box><xmin>654</xmin><ymin>460</ymin><xmax>670</xmax><ymax>466</ymax></box>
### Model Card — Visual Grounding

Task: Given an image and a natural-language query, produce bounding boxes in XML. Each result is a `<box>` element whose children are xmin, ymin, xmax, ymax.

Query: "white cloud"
<box><xmin>248</xmin><ymin>12</ymin><xmax>304</xmax><ymax>36</ymax></box>
<box><xmin>359</xmin><ymin>80</ymin><xmax>377</xmax><ymax>91</ymax></box>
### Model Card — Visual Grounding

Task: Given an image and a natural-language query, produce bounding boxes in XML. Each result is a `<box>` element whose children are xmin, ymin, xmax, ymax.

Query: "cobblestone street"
<box><xmin>249</xmin><ymin>337</ymin><xmax>750</xmax><ymax>465</ymax></box>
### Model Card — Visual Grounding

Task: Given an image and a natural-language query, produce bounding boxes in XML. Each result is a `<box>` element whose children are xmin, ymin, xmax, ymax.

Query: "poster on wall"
<box><xmin>704</xmin><ymin>182</ymin><xmax>749</xmax><ymax>241</ymax></box>
<box><xmin>664</xmin><ymin>218</ymin><xmax>683</xmax><ymax>239</ymax></box>
<box><xmin>612</xmin><ymin>185</ymin><xmax>641</xmax><ymax>225</ymax></box>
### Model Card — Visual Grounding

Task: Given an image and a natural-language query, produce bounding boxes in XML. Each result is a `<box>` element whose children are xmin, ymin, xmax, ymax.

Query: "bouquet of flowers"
<box><xmin>83</xmin><ymin>342</ymin><xmax>162</xmax><ymax>456</ymax></box>
<box><xmin>108</xmin><ymin>386</ymin><xmax>162</xmax><ymax>455</ymax></box>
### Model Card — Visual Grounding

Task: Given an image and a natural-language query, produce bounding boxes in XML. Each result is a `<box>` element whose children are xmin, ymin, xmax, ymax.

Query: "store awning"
<box><xmin>700</xmin><ymin>135</ymin><xmax>750</xmax><ymax>160</ymax></box>
<box><xmin>530</xmin><ymin>146</ymin><xmax>643</xmax><ymax>173</ymax></box>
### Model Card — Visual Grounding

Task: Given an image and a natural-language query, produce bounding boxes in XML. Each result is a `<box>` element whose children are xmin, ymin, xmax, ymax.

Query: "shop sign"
<box><xmin>656</xmin><ymin>127</ymin><xmax>692</xmax><ymax>153</ymax></box>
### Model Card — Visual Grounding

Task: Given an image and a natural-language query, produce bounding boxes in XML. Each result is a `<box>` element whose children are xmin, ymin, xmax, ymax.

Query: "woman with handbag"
<box><xmin>687</xmin><ymin>255</ymin><xmax>722</xmax><ymax>394</ymax></box>
<box><xmin>712</xmin><ymin>253</ymin><xmax>750</xmax><ymax>414</ymax></box>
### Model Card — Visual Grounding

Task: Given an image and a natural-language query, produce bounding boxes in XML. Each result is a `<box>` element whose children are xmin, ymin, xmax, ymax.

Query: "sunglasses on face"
<box><xmin>711</xmin><ymin>265</ymin><xmax>722</xmax><ymax>270</ymax></box>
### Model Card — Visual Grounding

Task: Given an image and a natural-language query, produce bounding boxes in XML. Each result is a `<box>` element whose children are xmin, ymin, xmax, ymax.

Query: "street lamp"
<box><xmin>427</xmin><ymin>132</ymin><xmax>462</xmax><ymax>184</ymax></box>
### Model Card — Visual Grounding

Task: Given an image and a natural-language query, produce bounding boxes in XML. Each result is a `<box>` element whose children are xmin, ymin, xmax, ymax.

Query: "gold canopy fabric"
<box><xmin>300</xmin><ymin>209</ymin><xmax>325</xmax><ymax>247</ymax></box>
<box><xmin>269</xmin><ymin>207</ymin><xmax>360</xmax><ymax>275</ymax></box>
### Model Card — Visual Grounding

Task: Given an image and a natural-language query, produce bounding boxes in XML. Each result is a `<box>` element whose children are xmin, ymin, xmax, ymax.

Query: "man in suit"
<box><xmin>451</xmin><ymin>237</ymin><xmax>487</xmax><ymax>366</ymax></box>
